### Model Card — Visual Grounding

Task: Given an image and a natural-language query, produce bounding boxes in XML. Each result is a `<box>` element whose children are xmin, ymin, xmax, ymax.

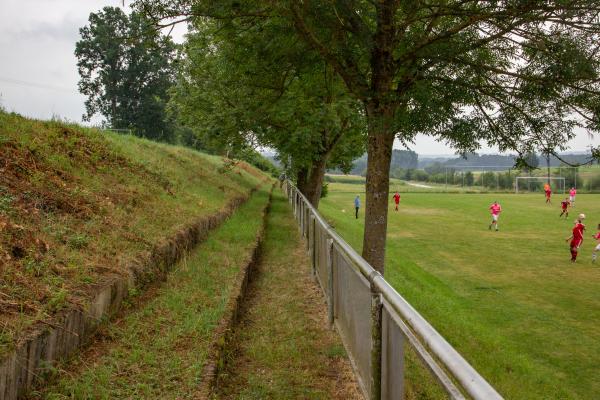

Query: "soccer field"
<box><xmin>319</xmin><ymin>184</ymin><xmax>600</xmax><ymax>399</ymax></box>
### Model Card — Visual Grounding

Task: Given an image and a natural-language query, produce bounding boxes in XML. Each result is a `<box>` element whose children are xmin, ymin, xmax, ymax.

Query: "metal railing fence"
<box><xmin>284</xmin><ymin>181</ymin><xmax>503</xmax><ymax>400</ymax></box>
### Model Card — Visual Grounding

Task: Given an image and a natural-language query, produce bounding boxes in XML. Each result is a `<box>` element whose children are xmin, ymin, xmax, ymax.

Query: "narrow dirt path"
<box><xmin>216</xmin><ymin>191</ymin><xmax>362</xmax><ymax>400</ymax></box>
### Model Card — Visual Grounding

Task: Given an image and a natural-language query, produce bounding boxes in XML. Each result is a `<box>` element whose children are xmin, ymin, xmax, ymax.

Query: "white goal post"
<box><xmin>515</xmin><ymin>176</ymin><xmax>566</xmax><ymax>194</ymax></box>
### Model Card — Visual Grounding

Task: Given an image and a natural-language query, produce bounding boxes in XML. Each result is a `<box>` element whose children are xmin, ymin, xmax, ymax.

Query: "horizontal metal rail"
<box><xmin>285</xmin><ymin>181</ymin><xmax>503</xmax><ymax>400</ymax></box>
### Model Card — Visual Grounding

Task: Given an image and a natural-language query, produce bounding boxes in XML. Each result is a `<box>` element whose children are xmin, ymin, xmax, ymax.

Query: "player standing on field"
<box><xmin>569</xmin><ymin>187</ymin><xmax>577</xmax><ymax>207</ymax></box>
<box><xmin>544</xmin><ymin>183</ymin><xmax>552</xmax><ymax>204</ymax></box>
<box><xmin>488</xmin><ymin>201</ymin><xmax>502</xmax><ymax>231</ymax></box>
<box><xmin>559</xmin><ymin>197</ymin><xmax>570</xmax><ymax>218</ymax></box>
<box><xmin>592</xmin><ymin>224</ymin><xmax>600</xmax><ymax>263</ymax></box>
<box><xmin>566</xmin><ymin>214</ymin><xmax>586</xmax><ymax>262</ymax></box>
<box><xmin>392</xmin><ymin>191</ymin><xmax>401</xmax><ymax>211</ymax></box>
<box><xmin>354</xmin><ymin>195</ymin><xmax>360</xmax><ymax>219</ymax></box>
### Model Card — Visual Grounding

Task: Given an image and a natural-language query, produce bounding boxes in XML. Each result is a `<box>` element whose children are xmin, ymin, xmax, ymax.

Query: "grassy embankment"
<box><xmin>320</xmin><ymin>182</ymin><xmax>600</xmax><ymax>399</ymax></box>
<box><xmin>217</xmin><ymin>192</ymin><xmax>361</xmax><ymax>400</ymax></box>
<box><xmin>0</xmin><ymin>111</ymin><xmax>266</xmax><ymax>354</ymax></box>
<box><xmin>29</xmin><ymin>187</ymin><xmax>271</xmax><ymax>399</ymax></box>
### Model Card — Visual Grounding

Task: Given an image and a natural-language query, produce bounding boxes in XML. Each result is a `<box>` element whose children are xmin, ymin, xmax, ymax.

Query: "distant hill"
<box><xmin>335</xmin><ymin>150</ymin><xmax>595</xmax><ymax>176</ymax></box>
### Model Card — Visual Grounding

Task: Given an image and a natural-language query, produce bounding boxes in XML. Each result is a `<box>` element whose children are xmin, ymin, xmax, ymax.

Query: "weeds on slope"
<box><xmin>28</xmin><ymin>187</ymin><xmax>270</xmax><ymax>400</ymax></box>
<box><xmin>0</xmin><ymin>111</ymin><xmax>264</xmax><ymax>355</ymax></box>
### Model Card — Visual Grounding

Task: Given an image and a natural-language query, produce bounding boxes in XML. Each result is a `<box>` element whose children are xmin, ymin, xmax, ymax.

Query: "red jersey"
<box><xmin>594</xmin><ymin>232</ymin><xmax>600</xmax><ymax>242</ymax></box>
<box><xmin>393</xmin><ymin>193</ymin><xmax>401</xmax><ymax>204</ymax></box>
<box><xmin>561</xmin><ymin>200</ymin><xmax>569</xmax><ymax>210</ymax></box>
<box><xmin>489</xmin><ymin>203</ymin><xmax>501</xmax><ymax>215</ymax></box>
<box><xmin>573</xmin><ymin>223</ymin><xmax>585</xmax><ymax>241</ymax></box>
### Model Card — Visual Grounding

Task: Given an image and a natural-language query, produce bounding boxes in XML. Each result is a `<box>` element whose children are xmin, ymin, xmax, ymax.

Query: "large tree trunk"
<box><xmin>303</xmin><ymin>155</ymin><xmax>329</xmax><ymax>208</ymax></box>
<box><xmin>362</xmin><ymin>103</ymin><xmax>396</xmax><ymax>274</ymax></box>
<box><xmin>297</xmin><ymin>167</ymin><xmax>309</xmax><ymax>194</ymax></box>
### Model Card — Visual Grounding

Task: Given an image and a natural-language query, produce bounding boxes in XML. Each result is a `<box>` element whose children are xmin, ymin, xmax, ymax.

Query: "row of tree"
<box><xmin>393</xmin><ymin>167</ymin><xmax>582</xmax><ymax>190</ymax></box>
<box><xmin>79</xmin><ymin>1</ymin><xmax>600</xmax><ymax>273</ymax></box>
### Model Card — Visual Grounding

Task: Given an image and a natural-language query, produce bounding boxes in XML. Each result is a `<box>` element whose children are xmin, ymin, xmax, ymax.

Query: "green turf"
<box><xmin>320</xmin><ymin>183</ymin><xmax>600</xmax><ymax>399</ymax></box>
<box><xmin>30</xmin><ymin>187</ymin><xmax>271</xmax><ymax>400</ymax></box>
<box><xmin>217</xmin><ymin>191</ymin><xmax>360</xmax><ymax>399</ymax></box>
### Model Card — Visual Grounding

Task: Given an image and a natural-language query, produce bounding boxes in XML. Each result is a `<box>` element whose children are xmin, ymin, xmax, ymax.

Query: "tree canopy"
<box><xmin>134</xmin><ymin>0</ymin><xmax>600</xmax><ymax>271</ymax></box>
<box><xmin>76</xmin><ymin>6</ymin><xmax>177</xmax><ymax>141</ymax></box>
<box><xmin>170</xmin><ymin>11</ymin><xmax>366</xmax><ymax>206</ymax></box>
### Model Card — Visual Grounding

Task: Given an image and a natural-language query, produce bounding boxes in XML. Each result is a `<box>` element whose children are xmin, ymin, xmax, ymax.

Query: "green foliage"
<box><xmin>170</xmin><ymin>14</ymin><xmax>365</xmax><ymax>201</ymax></box>
<box><xmin>68</xmin><ymin>234</ymin><xmax>90</xmax><ymax>250</ymax></box>
<box><xmin>0</xmin><ymin>188</ymin><xmax>15</xmax><ymax>215</ymax></box>
<box><xmin>464</xmin><ymin>171</ymin><xmax>474</xmax><ymax>186</ymax></box>
<box><xmin>75</xmin><ymin>7</ymin><xmax>177</xmax><ymax>141</ymax></box>
<box><xmin>320</xmin><ymin>182</ymin><xmax>328</xmax><ymax>198</ymax></box>
<box><xmin>47</xmin><ymin>289</ymin><xmax>68</xmax><ymax>313</ymax></box>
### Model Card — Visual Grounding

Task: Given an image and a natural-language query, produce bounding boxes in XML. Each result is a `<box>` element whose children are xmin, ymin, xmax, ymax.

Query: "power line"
<box><xmin>0</xmin><ymin>76</ymin><xmax>78</xmax><ymax>93</ymax></box>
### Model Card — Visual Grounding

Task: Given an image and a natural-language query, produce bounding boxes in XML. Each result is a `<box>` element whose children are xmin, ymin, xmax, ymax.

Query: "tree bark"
<box><xmin>303</xmin><ymin>155</ymin><xmax>329</xmax><ymax>208</ymax></box>
<box><xmin>362</xmin><ymin>103</ymin><xmax>396</xmax><ymax>274</ymax></box>
<box><xmin>297</xmin><ymin>167</ymin><xmax>309</xmax><ymax>194</ymax></box>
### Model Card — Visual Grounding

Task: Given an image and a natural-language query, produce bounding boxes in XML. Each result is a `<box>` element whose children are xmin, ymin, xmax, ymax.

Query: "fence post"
<box><xmin>310</xmin><ymin>215</ymin><xmax>316</xmax><ymax>276</ymax></box>
<box><xmin>327</xmin><ymin>239</ymin><xmax>335</xmax><ymax>329</ymax></box>
<box><xmin>369</xmin><ymin>271</ymin><xmax>383</xmax><ymax>400</ymax></box>
<box><xmin>305</xmin><ymin>207</ymin><xmax>310</xmax><ymax>244</ymax></box>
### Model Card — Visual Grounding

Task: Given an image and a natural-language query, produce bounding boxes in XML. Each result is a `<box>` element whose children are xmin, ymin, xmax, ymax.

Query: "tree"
<box><xmin>76</xmin><ymin>7</ymin><xmax>177</xmax><ymax>141</ymax></box>
<box><xmin>170</xmin><ymin>15</ymin><xmax>365</xmax><ymax>207</ymax></box>
<box><xmin>135</xmin><ymin>0</ymin><xmax>600</xmax><ymax>273</ymax></box>
<box><xmin>465</xmin><ymin>171</ymin><xmax>474</xmax><ymax>186</ymax></box>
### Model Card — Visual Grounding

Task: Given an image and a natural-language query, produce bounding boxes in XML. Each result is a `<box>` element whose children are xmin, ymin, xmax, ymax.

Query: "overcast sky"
<box><xmin>1</xmin><ymin>1</ymin><xmax>599</xmax><ymax>155</ymax></box>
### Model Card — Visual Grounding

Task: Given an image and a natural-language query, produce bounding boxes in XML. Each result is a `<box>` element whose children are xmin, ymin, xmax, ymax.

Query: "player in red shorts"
<box><xmin>566</xmin><ymin>214</ymin><xmax>586</xmax><ymax>262</ymax></box>
<box><xmin>544</xmin><ymin>183</ymin><xmax>552</xmax><ymax>204</ymax></box>
<box><xmin>392</xmin><ymin>191</ymin><xmax>401</xmax><ymax>211</ymax></box>
<box><xmin>559</xmin><ymin>197</ymin><xmax>570</xmax><ymax>218</ymax></box>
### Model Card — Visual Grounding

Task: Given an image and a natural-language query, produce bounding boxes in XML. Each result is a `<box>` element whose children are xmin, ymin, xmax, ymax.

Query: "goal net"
<box><xmin>515</xmin><ymin>176</ymin><xmax>566</xmax><ymax>194</ymax></box>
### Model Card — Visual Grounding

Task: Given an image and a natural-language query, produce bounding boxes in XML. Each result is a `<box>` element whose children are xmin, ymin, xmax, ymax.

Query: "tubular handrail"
<box><xmin>286</xmin><ymin>181</ymin><xmax>503</xmax><ymax>400</ymax></box>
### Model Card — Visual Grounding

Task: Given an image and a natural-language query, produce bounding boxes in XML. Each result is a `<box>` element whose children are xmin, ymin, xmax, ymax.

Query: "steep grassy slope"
<box><xmin>0</xmin><ymin>111</ymin><xmax>267</xmax><ymax>354</ymax></box>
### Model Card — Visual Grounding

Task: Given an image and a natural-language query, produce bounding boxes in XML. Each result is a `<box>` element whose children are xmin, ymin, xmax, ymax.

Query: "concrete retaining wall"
<box><xmin>0</xmin><ymin>187</ymin><xmax>259</xmax><ymax>400</ymax></box>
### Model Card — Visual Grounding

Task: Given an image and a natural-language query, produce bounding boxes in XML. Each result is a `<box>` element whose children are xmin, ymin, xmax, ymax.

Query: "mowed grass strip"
<box><xmin>320</xmin><ymin>185</ymin><xmax>600</xmax><ymax>399</ymax></box>
<box><xmin>217</xmin><ymin>191</ymin><xmax>361</xmax><ymax>400</ymax></box>
<box><xmin>29</xmin><ymin>187</ymin><xmax>271</xmax><ymax>400</ymax></box>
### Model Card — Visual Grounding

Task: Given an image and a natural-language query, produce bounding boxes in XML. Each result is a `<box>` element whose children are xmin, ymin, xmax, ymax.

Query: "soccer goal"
<box><xmin>515</xmin><ymin>176</ymin><xmax>566</xmax><ymax>194</ymax></box>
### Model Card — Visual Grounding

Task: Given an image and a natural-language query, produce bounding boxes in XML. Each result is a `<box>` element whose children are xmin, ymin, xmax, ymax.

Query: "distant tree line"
<box><xmin>75</xmin><ymin>6</ymin><xmax>278</xmax><ymax>175</ymax></box>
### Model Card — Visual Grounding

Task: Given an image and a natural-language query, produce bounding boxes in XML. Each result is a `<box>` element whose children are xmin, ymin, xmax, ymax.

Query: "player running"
<box><xmin>488</xmin><ymin>201</ymin><xmax>502</xmax><ymax>231</ymax></box>
<box><xmin>392</xmin><ymin>191</ymin><xmax>401</xmax><ymax>211</ymax></box>
<box><xmin>569</xmin><ymin>187</ymin><xmax>577</xmax><ymax>207</ymax></box>
<box><xmin>559</xmin><ymin>197</ymin><xmax>570</xmax><ymax>218</ymax></box>
<box><xmin>592</xmin><ymin>224</ymin><xmax>600</xmax><ymax>263</ymax></box>
<box><xmin>544</xmin><ymin>183</ymin><xmax>552</xmax><ymax>204</ymax></box>
<box><xmin>566</xmin><ymin>214</ymin><xmax>586</xmax><ymax>262</ymax></box>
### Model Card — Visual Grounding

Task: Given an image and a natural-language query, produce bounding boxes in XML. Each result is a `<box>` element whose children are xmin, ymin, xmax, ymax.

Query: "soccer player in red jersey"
<box><xmin>488</xmin><ymin>201</ymin><xmax>502</xmax><ymax>231</ymax></box>
<box><xmin>544</xmin><ymin>184</ymin><xmax>552</xmax><ymax>204</ymax></box>
<box><xmin>566</xmin><ymin>214</ymin><xmax>586</xmax><ymax>262</ymax></box>
<box><xmin>559</xmin><ymin>197</ymin><xmax>570</xmax><ymax>218</ymax></box>
<box><xmin>592</xmin><ymin>224</ymin><xmax>600</xmax><ymax>263</ymax></box>
<box><xmin>392</xmin><ymin>191</ymin><xmax>401</xmax><ymax>211</ymax></box>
